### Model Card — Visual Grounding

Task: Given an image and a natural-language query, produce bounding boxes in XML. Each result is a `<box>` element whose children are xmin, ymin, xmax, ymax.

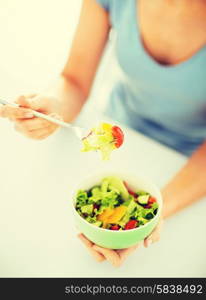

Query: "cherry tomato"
<box><xmin>145</xmin><ymin>197</ymin><xmax>157</xmax><ymax>208</ymax></box>
<box><xmin>112</xmin><ymin>126</ymin><xmax>124</xmax><ymax>148</ymax></box>
<box><xmin>110</xmin><ymin>225</ymin><xmax>120</xmax><ymax>230</ymax></box>
<box><xmin>148</xmin><ymin>197</ymin><xmax>157</xmax><ymax>204</ymax></box>
<box><xmin>124</xmin><ymin>220</ymin><xmax>138</xmax><ymax>230</ymax></box>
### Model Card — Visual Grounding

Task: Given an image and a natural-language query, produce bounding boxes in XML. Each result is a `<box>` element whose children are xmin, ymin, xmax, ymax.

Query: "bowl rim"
<box><xmin>71</xmin><ymin>171</ymin><xmax>163</xmax><ymax>234</ymax></box>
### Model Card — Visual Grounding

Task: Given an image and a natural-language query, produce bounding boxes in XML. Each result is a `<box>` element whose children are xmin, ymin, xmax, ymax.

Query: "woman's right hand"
<box><xmin>0</xmin><ymin>94</ymin><xmax>62</xmax><ymax>140</ymax></box>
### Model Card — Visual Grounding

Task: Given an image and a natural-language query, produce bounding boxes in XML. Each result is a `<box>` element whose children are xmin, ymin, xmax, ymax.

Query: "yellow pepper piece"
<box><xmin>97</xmin><ymin>208</ymin><xmax>114</xmax><ymax>222</ymax></box>
<box><xmin>101</xmin><ymin>122</ymin><xmax>113</xmax><ymax>132</ymax></box>
<box><xmin>107</xmin><ymin>206</ymin><xmax>127</xmax><ymax>224</ymax></box>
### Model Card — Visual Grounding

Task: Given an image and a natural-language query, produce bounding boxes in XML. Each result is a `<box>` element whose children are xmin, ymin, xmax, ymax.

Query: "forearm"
<box><xmin>47</xmin><ymin>75</ymin><xmax>87</xmax><ymax>123</ymax></box>
<box><xmin>162</xmin><ymin>141</ymin><xmax>206</xmax><ymax>219</ymax></box>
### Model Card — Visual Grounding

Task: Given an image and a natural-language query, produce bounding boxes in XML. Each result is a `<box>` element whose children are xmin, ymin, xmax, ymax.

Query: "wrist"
<box><xmin>161</xmin><ymin>186</ymin><xmax>180</xmax><ymax>219</ymax></box>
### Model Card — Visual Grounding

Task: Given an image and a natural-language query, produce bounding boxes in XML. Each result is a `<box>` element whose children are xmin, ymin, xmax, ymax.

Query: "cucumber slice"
<box><xmin>93</xmin><ymin>221</ymin><xmax>102</xmax><ymax>227</ymax></box>
<box><xmin>137</xmin><ymin>195</ymin><xmax>150</xmax><ymax>205</ymax></box>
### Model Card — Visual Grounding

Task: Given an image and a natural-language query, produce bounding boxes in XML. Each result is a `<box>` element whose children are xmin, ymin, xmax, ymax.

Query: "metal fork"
<box><xmin>0</xmin><ymin>99</ymin><xmax>88</xmax><ymax>139</ymax></box>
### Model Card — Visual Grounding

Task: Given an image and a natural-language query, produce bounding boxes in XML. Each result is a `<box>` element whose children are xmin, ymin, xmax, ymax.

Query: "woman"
<box><xmin>1</xmin><ymin>0</ymin><xmax>206</xmax><ymax>267</ymax></box>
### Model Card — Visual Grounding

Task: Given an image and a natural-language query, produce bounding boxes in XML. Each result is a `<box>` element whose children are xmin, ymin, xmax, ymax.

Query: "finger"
<box><xmin>78</xmin><ymin>233</ymin><xmax>94</xmax><ymax>248</ymax></box>
<box><xmin>92</xmin><ymin>245</ymin><xmax>121</xmax><ymax>267</ymax></box>
<box><xmin>28</xmin><ymin>96</ymin><xmax>59</xmax><ymax>113</ymax></box>
<box><xmin>16</xmin><ymin>113</ymin><xmax>61</xmax><ymax>131</ymax></box>
<box><xmin>78</xmin><ymin>238</ymin><xmax>105</xmax><ymax>263</ymax></box>
<box><xmin>15</xmin><ymin>95</ymin><xmax>31</xmax><ymax>108</ymax></box>
<box><xmin>0</xmin><ymin>105</ymin><xmax>4</xmax><ymax>117</ymax></box>
<box><xmin>17</xmin><ymin>118</ymin><xmax>52</xmax><ymax>132</ymax></box>
<box><xmin>117</xmin><ymin>243</ymin><xmax>142</xmax><ymax>263</ymax></box>
<box><xmin>27</xmin><ymin>127</ymin><xmax>54</xmax><ymax>140</ymax></box>
<box><xmin>32</xmin><ymin>130</ymin><xmax>53</xmax><ymax>140</ymax></box>
<box><xmin>78</xmin><ymin>234</ymin><xmax>105</xmax><ymax>262</ymax></box>
<box><xmin>15</xmin><ymin>95</ymin><xmax>43</xmax><ymax>112</ymax></box>
<box><xmin>144</xmin><ymin>219</ymin><xmax>163</xmax><ymax>248</ymax></box>
<box><xmin>15</xmin><ymin>123</ymin><xmax>52</xmax><ymax>140</ymax></box>
<box><xmin>28</xmin><ymin>95</ymin><xmax>49</xmax><ymax>112</ymax></box>
<box><xmin>0</xmin><ymin>105</ymin><xmax>34</xmax><ymax>119</ymax></box>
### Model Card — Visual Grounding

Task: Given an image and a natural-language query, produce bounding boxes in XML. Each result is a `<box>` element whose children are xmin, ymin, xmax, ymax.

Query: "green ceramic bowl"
<box><xmin>71</xmin><ymin>171</ymin><xmax>162</xmax><ymax>249</ymax></box>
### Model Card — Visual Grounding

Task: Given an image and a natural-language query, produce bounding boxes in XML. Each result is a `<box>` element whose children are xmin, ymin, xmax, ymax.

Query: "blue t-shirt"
<box><xmin>96</xmin><ymin>0</ymin><xmax>206</xmax><ymax>156</ymax></box>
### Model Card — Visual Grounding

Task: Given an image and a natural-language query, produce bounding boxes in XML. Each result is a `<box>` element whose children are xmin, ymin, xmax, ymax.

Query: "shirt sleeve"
<box><xmin>95</xmin><ymin>0</ymin><xmax>110</xmax><ymax>11</ymax></box>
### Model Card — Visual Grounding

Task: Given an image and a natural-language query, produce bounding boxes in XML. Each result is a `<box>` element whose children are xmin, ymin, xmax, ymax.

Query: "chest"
<box><xmin>137</xmin><ymin>0</ymin><xmax>206</xmax><ymax>65</ymax></box>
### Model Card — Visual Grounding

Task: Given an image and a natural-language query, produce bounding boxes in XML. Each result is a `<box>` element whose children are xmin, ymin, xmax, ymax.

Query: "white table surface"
<box><xmin>0</xmin><ymin>109</ymin><xmax>205</xmax><ymax>278</ymax></box>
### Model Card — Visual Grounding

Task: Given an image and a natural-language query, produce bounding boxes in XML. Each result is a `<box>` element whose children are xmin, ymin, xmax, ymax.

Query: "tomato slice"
<box><xmin>110</xmin><ymin>225</ymin><xmax>120</xmax><ymax>231</ymax></box>
<box><xmin>112</xmin><ymin>126</ymin><xmax>124</xmax><ymax>148</ymax></box>
<box><xmin>124</xmin><ymin>220</ymin><xmax>138</xmax><ymax>230</ymax></box>
<box><xmin>145</xmin><ymin>197</ymin><xmax>157</xmax><ymax>208</ymax></box>
<box><xmin>148</xmin><ymin>197</ymin><xmax>156</xmax><ymax>204</ymax></box>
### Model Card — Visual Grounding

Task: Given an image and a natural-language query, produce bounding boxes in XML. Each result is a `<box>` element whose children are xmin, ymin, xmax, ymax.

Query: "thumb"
<box><xmin>15</xmin><ymin>95</ymin><xmax>46</xmax><ymax>114</ymax></box>
<box><xmin>15</xmin><ymin>95</ymin><xmax>31</xmax><ymax>108</ymax></box>
<box><xmin>27</xmin><ymin>95</ymin><xmax>53</xmax><ymax>113</ymax></box>
<box><xmin>144</xmin><ymin>219</ymin><xmax>163</xmax><ymax>248</ymax></box>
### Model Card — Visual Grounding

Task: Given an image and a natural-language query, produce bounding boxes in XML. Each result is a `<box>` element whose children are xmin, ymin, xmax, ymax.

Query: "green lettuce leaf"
<box><xmin>80</xmin><ymin>204</ymin><xmax>93</xmax><ymax>215</ymax></box>
<box><xmin>76</xmin><ymin>190</ymin><xmax>88</xmax><ymax>208</ymax></box>
<box><xmin>81</xmin><ymin>125</ymin><xmax>116</xmax><ymax>160</ymax></box>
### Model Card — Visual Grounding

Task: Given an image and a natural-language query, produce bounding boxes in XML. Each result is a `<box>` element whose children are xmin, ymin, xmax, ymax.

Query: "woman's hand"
<box><xmin>78</xmin><ymin>219</ymin><xmax>163</xmax><ymax>267</ymax></box>
<box><xmin>0</xmin><ymin>94</ymin><xmax>62</xmax><ymax>140</ymax></box>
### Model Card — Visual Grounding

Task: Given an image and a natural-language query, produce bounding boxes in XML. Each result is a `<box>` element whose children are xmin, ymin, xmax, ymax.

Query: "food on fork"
<box><xmin>81</xmin><ymin>123</ymin><xmax>124</xmax><ymax>160</ymax></box>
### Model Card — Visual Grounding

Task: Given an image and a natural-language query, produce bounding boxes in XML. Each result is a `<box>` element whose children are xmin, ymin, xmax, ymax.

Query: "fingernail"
<box><xmin>25</xmin><ymin>113</ymin><xmax>34</xmax><ymax>118</ymax></box>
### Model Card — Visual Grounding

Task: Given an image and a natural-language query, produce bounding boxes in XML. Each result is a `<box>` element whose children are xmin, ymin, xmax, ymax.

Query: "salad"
<box><xmin>75</xmin><ymin>176</ymin><xmax>158</xmax><ymax>230</ymax></box>
<box><xmin>81</xmin><ymin>123</ymin><xmax>124</xmax><ymax>160</ymax></box>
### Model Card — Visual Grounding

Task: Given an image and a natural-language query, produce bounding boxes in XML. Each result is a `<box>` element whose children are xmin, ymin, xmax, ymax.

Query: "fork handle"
<box><xmin>0</xmin><ymin>99</ymin><xmax>72</xmax><ymax>129</ymax></box>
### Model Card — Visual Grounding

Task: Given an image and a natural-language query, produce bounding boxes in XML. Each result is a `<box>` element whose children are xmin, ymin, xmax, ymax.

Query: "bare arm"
<box><xmin>55</xmin><ymin>0</ymin><xmax>110</xmax><ymax>122</ymax></box>
<box><xmin>162</xmin><ymin>141</ymin><xmax>206</xmax><ymax>218</ymax></box>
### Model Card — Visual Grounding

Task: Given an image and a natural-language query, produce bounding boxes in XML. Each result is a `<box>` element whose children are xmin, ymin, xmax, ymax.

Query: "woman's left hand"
<box><xmin>78</xmin><ymin>219</ymin><xmax>163</xmax><ymax>267</ymax></box>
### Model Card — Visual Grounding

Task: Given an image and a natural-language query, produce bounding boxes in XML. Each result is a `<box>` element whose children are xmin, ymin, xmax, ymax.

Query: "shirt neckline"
<box><xmin>132</xmin><ymin>0</ymin><xmax>206</xmax><ymax>71</ymax></box>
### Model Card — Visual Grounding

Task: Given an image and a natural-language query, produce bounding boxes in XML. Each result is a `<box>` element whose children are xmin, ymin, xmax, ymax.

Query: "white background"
<box><xmin>0</xmin><ymin>0</ymin><xmax>82</xmax><ymax>94</ymax></box>
<box><xmin>0</xmin><ymin>0</ymin><xmax>117</xmax><ymax>110</ymax></box>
